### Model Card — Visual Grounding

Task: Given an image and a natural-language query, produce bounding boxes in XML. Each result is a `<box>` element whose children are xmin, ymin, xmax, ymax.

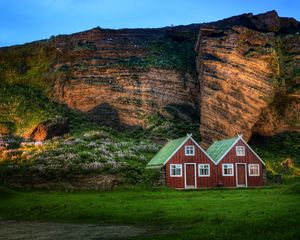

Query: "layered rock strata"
<box><xmin>196</xmin><ymin>26</ymin><xmax>278</xmax><ymax>145</ymax></box>
<box><xmin>196</xmin><ymin>11</ymin><xmax>300</xmax><ymax>145</ymax></box>
<box><xmin>50</xmin><ymin>26</ymin><xmax>201</xmax><ymax>126</ymax></box>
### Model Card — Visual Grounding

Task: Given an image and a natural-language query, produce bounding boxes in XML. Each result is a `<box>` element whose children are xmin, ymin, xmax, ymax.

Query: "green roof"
<box><xmin>206</xmin><ymin>136</ymin><xmax>239</xmax><ymax>163</ymax></box>
<box><xmin>146</xmin><ymin>136</ymin><xmax>188</xmax><ymax>169</ymax></box>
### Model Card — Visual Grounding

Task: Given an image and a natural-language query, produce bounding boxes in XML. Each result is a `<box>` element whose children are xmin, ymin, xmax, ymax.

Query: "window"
<box><xmin>198</xmin><ymin>164</ymin><xmax>210</xmax><ymax>177</ymax></box>
<box><xmin>222</xmin><ymin>164</ymin><xmax>234</xmax><ymax>176</ymax></box>
<box><xmin>170</xmin><ymin>164</ymin><xmax>182</xmax><ymax>177</ymax></box>
<box><xmin>236</xmin><ymin>146</ymin><xmax>245</xmax><ymax>156</ymax></box>
<box><xmin>248</xmin><ymin>164</ymin><xmax>259</xmax><ymax>176</ymax></box>
<box><xmin>185</xmin><ymin>146</ymin><xmax>195</xmax><ymax>156</ymax></box>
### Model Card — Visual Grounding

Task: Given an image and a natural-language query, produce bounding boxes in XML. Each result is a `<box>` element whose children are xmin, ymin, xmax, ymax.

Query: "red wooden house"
<box><xmin>146</xmin><ymin>134</ymin><xmax>217</xmax><ymax>189</ymax></box>
<box><xmin>206</xmin><ymin>135</ymin><xmax>265</xmax><ymax>188</ymax></box>
<box><xmin>146</xmin><ymin>134</ymin><xmax>265</xmax><ymax>189</ymax></box>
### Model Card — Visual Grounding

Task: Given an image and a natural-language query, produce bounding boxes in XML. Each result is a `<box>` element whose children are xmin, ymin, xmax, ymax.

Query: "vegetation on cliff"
<box><xmin>118</xmin><ymin>36</ymin><xmax>197</xmax><ymax>76</ymax></box>
<box><xmin>278</xmin><ymin>34</ymin><xmax>300</xmax><ymax>93</ymax></box>
<box><xmin>0</xmin><ymin>41</ymin><xmax>55</xmax><ymax>92</ymax></box>
<box><xmin>0</xmin><ymin>83</ymin><xmax>65</xmax><ymax>134</ymax></box>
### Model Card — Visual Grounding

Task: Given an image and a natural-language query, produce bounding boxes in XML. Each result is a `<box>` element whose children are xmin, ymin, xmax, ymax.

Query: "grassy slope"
<box><xmin>0</xmin><ymin>185</ymin><xmax>299</xmax><ymax>239</ymax></box>
<box><xmin>0</xmin><ymin>84</ymin><xmax>68</xmax><ymax>134</ymax></box>
<box><xmin>0</xmin><ymin>41</ymin><xmax>58</xmax><ymax>134</ymax></box>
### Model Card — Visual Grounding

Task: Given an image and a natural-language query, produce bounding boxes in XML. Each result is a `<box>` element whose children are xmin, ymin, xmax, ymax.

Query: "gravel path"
<box><xmin>0</xmin><ymin>220</ymin><xmax>149</xmax><ymax>240</ymax></box>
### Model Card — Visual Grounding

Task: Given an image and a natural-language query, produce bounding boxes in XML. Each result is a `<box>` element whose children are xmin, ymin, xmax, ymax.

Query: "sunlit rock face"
<box><xmin>50</xmin><ymin>26</ymin><xmax>201</xmax><ymax>127</ymax></box>
<box><xmin>196</xmin><ymin>26</ymin><xmax>277</xmax><ymax>145</ymax></box>
<box><xmin>196</xmin><ymin>11</ymin><xmax>300</xmax><ymax>146</ymax></box>
<box><xmin>23</xmin><ymin>118</ymin><xmax>69</xmax><ymax>141</ymax></box>
<box><xmin>54</xmin><ymin>67</ymin><xmax>198</xmax><ymax>127</ymax></box>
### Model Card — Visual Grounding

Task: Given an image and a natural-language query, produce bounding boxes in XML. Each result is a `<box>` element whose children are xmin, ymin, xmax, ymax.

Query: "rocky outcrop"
<box><xmin>23</xmin><ymin>118</ymin><xmax>69</xmax><ymax>141</ymax></box>
<box><xmin>209</xmin><ymin>10</ymin><xmax>300</xmax><ymax>33</ymax></box>
<box><xmin>196</xmin><ymin>26</ymin><xmax>277</xmax><ymax>145</ymax></box>
<box><xmin>54</xmin><ymin>66</ymin><xmax>198</xmax><ymax>127</ymax></box>
<box><xmin>50</xmin><ymin>26</ymin><xmax>201</xmax><ymax>126</ymax></box>
<box><xmin>0</xmin><ymin>124</ymin><xmax>10</xmax><ymax>135</ymax></box>
<box><xmin>196</xmin><ymin>11</ymin><xmax>300</xmax><ymax>146</ymax></box>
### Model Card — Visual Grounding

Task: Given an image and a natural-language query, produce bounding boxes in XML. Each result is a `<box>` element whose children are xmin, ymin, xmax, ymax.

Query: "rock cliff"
<box><xmin>0</xmin><ymin>11</ymin><xmax>299</xmax><ymax>145</ymax></box>
<box><xmin>50</xmin><ymin>26</ymin><xmax>201</xmax><ymax>127</ymax></box>
<box><xmin>196</xmin><ymin>11</ymin><xmax>300</xmax><ymax>145</ymax></box>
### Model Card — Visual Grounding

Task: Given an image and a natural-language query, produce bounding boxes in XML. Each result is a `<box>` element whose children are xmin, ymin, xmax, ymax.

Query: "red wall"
<box><xmin>164</xmin><ymin>138</ymin><xmax>264</xmax><ymax>189</ymax></box>
<box><xmin>165</xmin><ymin>139</ymin><xmax>217</xmax><ymax>189</ymax></box>
<box><xmin>216</xmin><ymin>139</ymin><xmax>264</xmax><ymax>187</ymax></box>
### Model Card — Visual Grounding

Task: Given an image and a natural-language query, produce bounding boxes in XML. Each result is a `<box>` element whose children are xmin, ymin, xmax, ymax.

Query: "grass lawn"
<box><xmin>0</xmin><ymin>185</ymin><xmax>300</xmax><ymax>240</ymax></box>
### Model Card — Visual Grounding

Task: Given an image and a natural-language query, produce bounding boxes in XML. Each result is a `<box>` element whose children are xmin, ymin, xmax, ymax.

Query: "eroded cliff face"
<box><xmin>50</xmin><ymin>26</ymin><xmax>201</xmax><ymax>127</ymax></box>
<box><xmin>196</xmin><ymin>11</ymin><xmax>300</xmax><ymax>146</ymax></box>
<box><xmin>196</xmin><ymin>26</ymin><xmax>277</xmax><ymax>145</ymax></box>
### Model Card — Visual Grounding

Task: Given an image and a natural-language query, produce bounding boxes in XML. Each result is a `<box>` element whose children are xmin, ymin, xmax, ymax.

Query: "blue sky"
<box><xmin>0</xmin><ymin>0</ymin><xmax>299</xmax><ymax>47</ymax></box>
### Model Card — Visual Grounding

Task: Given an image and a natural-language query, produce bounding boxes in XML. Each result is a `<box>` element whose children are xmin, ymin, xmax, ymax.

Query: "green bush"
<box><xmin>251</xmin><ymin>132</ymin><xmax>300</xmax><ymax>176</ymax></box>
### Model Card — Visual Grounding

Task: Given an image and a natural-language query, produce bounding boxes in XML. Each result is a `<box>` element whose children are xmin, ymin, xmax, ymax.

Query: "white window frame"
<box><xmin>198</xmin><ymin>164</ymin><xmax>210</xmax><ymax>177</ymax></box>
<box><xmin>248</xmin><ymin>164</ymin><xmax>260</xmax><ymax>176</ymax></box>
<box><xmin>170</xmin><ymin>164</ymin><xmax>183</xmax><ymax>177</ymax></box>
<box><xmin>185</xmin><ymin>146</ymin><xmax>195</xmax><ymax>156</ymax></box>
<box><xmin>222</xmin><ymin>164</ymin><xmax>234</xmax><ymax>176</ymax></box>
<box><xmin>236</xmin><ymin>146</ymin><xmax>245</xmax><ymax>156</ymax></box>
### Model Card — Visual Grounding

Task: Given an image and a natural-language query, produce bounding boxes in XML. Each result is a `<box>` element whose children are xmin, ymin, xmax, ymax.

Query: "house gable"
<box><xmin>188</xmin><ymin>137</ymin><xmax>216</xmax><ymax>164</ymax></box>
<box><xmin>147</xmin><ymin>134</ymin><xmax>216</xmax><ymax>169</ymax></box>
<box><xmin>215</xmin><ymin>137</ymin><xmax>265</xmax><ymax>187</ymax></box>
<box><xmin>207</xmin><ymin>135</ymin><xmax>265</xmax><ymax>165</ymax></box>
<box><xmin>165</xmin><ymin>137</ymin><xmax>217</xmax><ymax>189</ymax></box>
<box><xmin>238</xmin><ymin>137</ymin><xmax>265</xmax><ymax>165</ymax></box>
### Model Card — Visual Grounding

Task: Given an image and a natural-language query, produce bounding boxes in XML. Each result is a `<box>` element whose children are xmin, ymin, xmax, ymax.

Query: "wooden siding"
<box><xmin>165</xmin><ymin>139</ymin><xmax>217</xmax><ymax>189</ymax></box>
<box><xmin>216</xmin><ymin>139</ymin><xmax>264</xmax><ymax>187</ymax></box>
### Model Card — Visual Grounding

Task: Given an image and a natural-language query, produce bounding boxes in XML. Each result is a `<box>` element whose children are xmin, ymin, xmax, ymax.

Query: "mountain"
<box><xmin>0</xmin><ymin>10</ymin><xmax>299</xmax><ymax>147</ymax></box>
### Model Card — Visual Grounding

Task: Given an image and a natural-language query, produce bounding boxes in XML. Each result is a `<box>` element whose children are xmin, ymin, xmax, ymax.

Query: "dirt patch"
<box><xmin>0</xmin><ymin>219</ymin><xmax>148</xmax><ymax>240</ymax></box>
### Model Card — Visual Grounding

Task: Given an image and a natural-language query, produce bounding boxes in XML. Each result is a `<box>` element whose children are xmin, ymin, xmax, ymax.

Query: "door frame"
<box><xmin>236</xmin><ymin>163</ymin><xmax>247</xmax><ymax>187</ymax></box>
<box><xmin>184</xmin><ymin>163</ymin><xmax>197</xmax><ymax>189</ymax></box>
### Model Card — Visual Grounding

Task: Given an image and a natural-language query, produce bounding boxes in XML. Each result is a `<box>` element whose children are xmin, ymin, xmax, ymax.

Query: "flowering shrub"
<box><xmin>130</xmin><ymin>142</ymin><xmax>160</xmax><ymax>153</ymax></box>
<box><xmin>81</xmin><ymin>161</ymin><xmax>104</xmax><ymax>171</ymax></box>
<box><xmin>0</xmin><ymin>128</ymin><xmax>161</xmax><ymax>180</ymax></box>
<box><xmin>88</xmin><ymin>142</ymin><xmax>97</xmax><ymax>148</ymax></box>
<box><xmin>83</xmin><ymin>131</ymin><xmax>110</xmax><ymax>140</ymax></box>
